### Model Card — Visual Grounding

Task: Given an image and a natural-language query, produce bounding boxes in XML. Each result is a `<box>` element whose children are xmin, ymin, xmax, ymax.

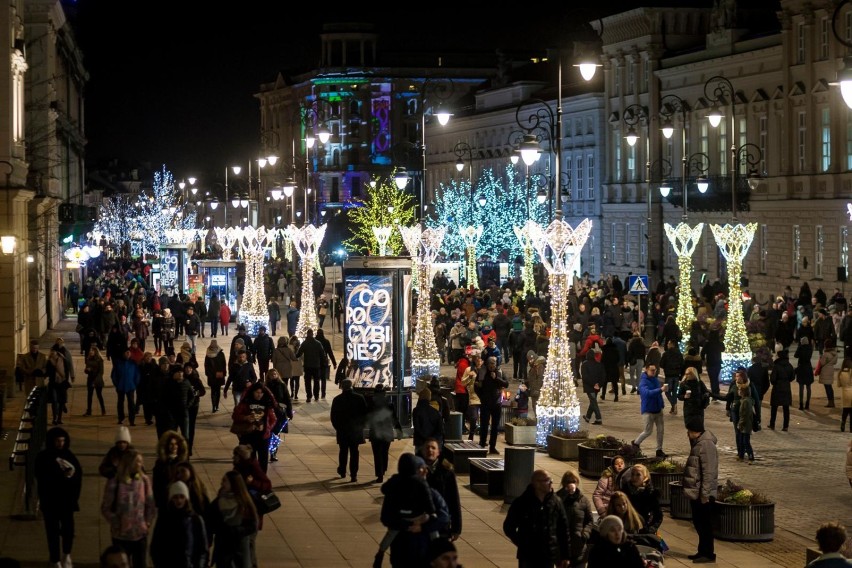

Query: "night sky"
<box><xmin>68</xmin><ymin>1</ymin><xmax>720</xmax><ymax>184</ymax></box>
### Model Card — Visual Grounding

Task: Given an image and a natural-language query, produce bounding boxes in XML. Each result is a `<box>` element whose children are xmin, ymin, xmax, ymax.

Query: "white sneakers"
<box><xmin>62</xmin><ymin>554</ymin><xmax>73</xmax><ymax>568</ymax></box>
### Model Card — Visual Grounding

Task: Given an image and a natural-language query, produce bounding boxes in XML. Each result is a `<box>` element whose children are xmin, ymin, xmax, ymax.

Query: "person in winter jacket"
<box><xmin>207</xmin><ymin>294</ymin><xmax>221</xmax><ymax>338</ymax></box>
<box><xmin>296</xmin><ymin>329</ymin><xmax>325</xmax><ymax>402</ymax></box>
<box><xmin>626</xmin><ymin>331</ymin><xmax>646</xmax><ymax>393</ymax></box>
<box><xmin>262</xmin><ymin>369</ymin><xmax>292</xmax><ymax>462</ymax></box>
<box><xmin>631</xmin><ymin>363</ymin><xmax>668</xmax><ymax>458</ymax></box>
<box><xmin>581</xmin><ymin>350</ymin><xmax>604</xmax><ymax>424</ymax></box>
<box><xmin>592</xmin><ymin>455</ymin><xmax>626</xmax><ymax>517</ymax></box>
<box><xmin>231</xmin><ymin>382</ymin><xmax>278</xmax><ymax>472</ymax></box>
<box><xmin>35</xmin><ymin>426</ymin><xmax>83</xmax><ymax>568</ymax></box>
<box><xmin>682</xmin><ymin>417</ymin><xmax>719</xmax><ymax>563</ymax></box>
<box><xmin>838</xmin><ymin>358</ymin><xmax>852</xmax><ymax>432</ymax></box>
<box><xmin>817</xmin><ymin>339</ymin><xmax>838</xmax><ymax>408</ymax></box>
<box><xmin>586</xmin><ymin>515</ymin><xmax>645</xmax><ymax>568</ymax></box>
<box><xmin>101</xmin><ymin>449</ymin><xmax>156</xmax><ymax>568</ymax></box>
<box><xmin>503</xmin><ymin>469</ymin><xmax>571</xmax><ymax>567</ymax></box>
<box><xmin>556</xmin><ymin>469</ymin><xmax>594</xmax><ymax>566</ymax></box>
<box><xmin>206</xmin><ymin>470</ymin><xmax>257</xmax><ymax>568</ymax></box>
<box><xmin>204</xmin><ymin>340</ymin><xmax>227</xmax><ymax>412</ymax></box>
<box><xmin>659</xmin><ymin>339</ymin><xmax>684</xmax><ymax>414</ymax></box>
<box><xmin>477</xmin><ymin>356</ymin><xmax>508</xmax><ymax>453</ymax></box>
<box><xmin>769</xmin><ymin>350</ymin><xmax>795</xmax><ymax>431</ymax></box>
<box><xmin>111</xmin><ymin>348</ymin><xmax>140</xmax><ymax>426</ymax></box>
<box><xmin>149</xmin><ymin>481</ymin><xmax>208</xmax><ymax>568</ymax></box>
<box><xmin>420</xmin><ymin>438</ymin><xmax>462</xmax><ymax>541</ymax></box>
<box><xmin>413</xmin><ymin>389</ymin><xmax>444</xmax><ymax>451</ymax></box>
<box><xmin>795</xmin><ymin>336</ymin><xmax>815</xmax><ymax>410</ymax></box>
<box><xmin>224</xmin><ymin>349</ymin><xmax>257</xmax><ymax>405</ymax></box>
<box><xmin>330</xmin><ymin>378</ymin><xmax>368</xmax><ymax>482</ymax></box>
<box><xmin>677</xmin><ymin>367</ymin><xmax>710</xmax><ymax>428</ymax></box>
<box><xmin>368</xmin><ymin>385</ymin><xmax>396</xmax><ymax>483</ymax></box>
<box><xmin>619</xmin><ymin>464</ymin><xmax>663</xmax><ymax>535</ymax></box>
<box><xmin>526</xmin><ymin>351</ymin><xmax>545</xmax><ymax>418</ymax></box>
<box><xmin>152</xmin><ymin>430</ymin><xmax>189</xmax><ymax>510</ymax></box>
<box><xmin>218</xmin><ymin>302</ymin><xmax>232</xmax><ymax>336</ymax></box>
<box><xmin>98</xmin><ymin>426</ymin><xmax>134</xmax><ymax>480</ymax></box>
<box><xmin>271</xmin><ymin>336</ymin><xmax>299</xmax><ymax>397</ymax></box>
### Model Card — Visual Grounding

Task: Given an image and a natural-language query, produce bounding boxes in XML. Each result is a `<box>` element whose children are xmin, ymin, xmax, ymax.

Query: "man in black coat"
<box><xmin>315</xmin><ymin>329</ymin><xmax>337</xmax><ymax>400</ymax></box>
<box><xmin>296</xmin><ymin>329</ymin><xmax>326</xmax><ymax>402</ymax></box>
<box><xmin>253</xmin><ymin>326</ymin><xmax>275</xmax><ymax>379</ymax></box>
<box><xmin>421</xmin><ymin>438</ymin><xmax>462</xmax><ymax>541</ymax></box>
<box><xmin>413</xmin><ymin>389</ymin><xmax>444</xmax><ymax>451</ymax></box>
<box><xmin>330</xmin><ymin>378</ymin><xmax>368</xmax><ymax>483</ymax></box>
<box><xmin>503</xmin><ymin>469</ymin><xmax>570</xmax><ymax>568</ymax></box>
<box><xmin>477</xmin><ymin>356</ymin><xmax>508</xmax><ymax>454</ymax></box>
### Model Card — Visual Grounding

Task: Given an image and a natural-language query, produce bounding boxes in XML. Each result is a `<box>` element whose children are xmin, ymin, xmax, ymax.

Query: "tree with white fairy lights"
<box><xmin>94</xmin><ymin>164</ymin><xmax>196</xmax><ymax>257</ymax></box>
<box><xmin>429</xmin><ymin>164</ymin><xmax>546</xmax><ymax>266</ymax></box>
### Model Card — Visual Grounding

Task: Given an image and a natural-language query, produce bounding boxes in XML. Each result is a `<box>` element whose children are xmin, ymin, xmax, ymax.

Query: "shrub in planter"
<box><xmin>646</xmin><ymin>460</ymin><xmax>685</xmax><ymax>507</ymax></box>
<box><xmin>713</xmin><ymin>479</ymin><xmax>775</xmax><ymax>542</ymax></box>
<box><xmin>578</xmin><ymin>435</ymin><xmax>625</xmax><ymax>478</ymax></box>
<box><xmin>505</xmin><ymin>417</ymin><xmax>537</xmax><ymax>446</ymax></box>
<box><xmin>546</xmin><ymin>428</ymin><xmax>591</xmax><ymax>460</ymax></box>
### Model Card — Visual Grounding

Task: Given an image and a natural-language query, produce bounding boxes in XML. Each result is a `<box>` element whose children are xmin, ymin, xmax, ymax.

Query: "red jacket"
<box><xmin>219</xmin><ymin>304</ymin><xmax>232</xmax><ymax>325</ymax></box>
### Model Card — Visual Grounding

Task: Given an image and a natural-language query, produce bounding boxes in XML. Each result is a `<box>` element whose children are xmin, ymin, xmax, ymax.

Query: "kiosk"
<box><xmin>193</xmin><ymin>259</ymin><xmax>240</xmax><ymax>321</ymax></box>
<box><xmin>343</xmin><ymin>256</ymin><xmax>413</xmax><ymax>437</ymax></box>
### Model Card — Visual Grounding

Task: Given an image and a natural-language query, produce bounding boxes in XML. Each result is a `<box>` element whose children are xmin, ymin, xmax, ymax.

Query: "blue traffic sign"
<box><xmin>628</xmin><ymin>274</ymin><xmax>650</xmax><ymax>295</ymax></box>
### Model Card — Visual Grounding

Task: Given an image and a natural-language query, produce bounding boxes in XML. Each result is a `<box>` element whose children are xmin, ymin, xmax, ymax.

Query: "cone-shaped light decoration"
<box><xmin>512</xmin><ymin>224</ymin><xmax>536</xmax><ymax>297</ymax></box>
<box><xmin>711</xmin><ymin>223</ymin><xmax>757</xmax><ymax>384</ymax></box>
<box><xmin>285</xmin><ymin>223</ymin><xmax>327</xmax><ymax>340</ymax></box>
<box><xmin>525</xmin><ymin>218</ymin><xmax>592</xmax><ymax>444</ymax></box>
<box><xmin>664</xmin><ymin>222</ymin><xmax>704</xmax><ymax>348</ymax></box>
<box><xmin>459</xmin><ymin>225</ymin><xmax>483</xmax><ymax>289</ymax></box>
<box><xmin>232</xmin><ymin>226</ymin><xmax>275</xmax><ymax>334</ymax></box>
<box><xmin>372</xmin><ymin>226</ymin><xmax>393</xmax><ymax>257</ymax></box>
<box><xmin>213</xmin><ymin>227</ymin><xmax>241</xmax><ymax>261</ymax></box>
<box><xmin>400</xmin><ymin>223</ymin><xmax>446</xmax><ymax>381</ymax></box>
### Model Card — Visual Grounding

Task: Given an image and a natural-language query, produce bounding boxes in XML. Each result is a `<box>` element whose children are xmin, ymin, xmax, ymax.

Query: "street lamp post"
<box><xmin>704</xmin><ymin>75</ymin><xmax>762</xmax><ymax>384</ymax></box>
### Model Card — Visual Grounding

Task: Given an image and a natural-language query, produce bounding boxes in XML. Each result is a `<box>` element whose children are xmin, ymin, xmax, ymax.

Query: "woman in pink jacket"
<box><xmin>101</xmin><ymin>449</ymin><xmax>156</xmax><ymax>568</ymax></box>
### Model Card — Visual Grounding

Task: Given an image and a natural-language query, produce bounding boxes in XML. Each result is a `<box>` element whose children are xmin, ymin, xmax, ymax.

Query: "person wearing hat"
<box><xmin>98</xmin><ymin>426</ymin><xmax>134</xmax><ymax>479</ymax></box>
<box><xmin>149</xmin><ymin>480</ymin><xmax>208</xmax><ymax>568</ymax></box>
<box><xmin>230</xmin><ymin>324</ymin><xmax>255</xmax><ymax>363</ymax></box>
<box><xmin>503</xmin><ymin>469</ymin><xmax>571</xmax><ymax>567</ymax></box>
<box><xmin>428</xmin><ymin>538</ymin><xmax>460</xmax><ymax>568</ymax></box>
<box><xmin>683</xmin><ymin>417</ymin><xmax>718</xmax><ymax>564</ymax></box>
<box><xmin>330</xmin><ymin>378</ymin><xmax>368</xmax><ymax>482</ymax></box>
<box><xmin>15</xmin><ymin>338</ymin><xmax>47</xmax><ymax>392</ymax></box>
<box><xmin>586</xmin><ymin>515</ymin><xmax>645</xmax><ymax>567</ymax></box>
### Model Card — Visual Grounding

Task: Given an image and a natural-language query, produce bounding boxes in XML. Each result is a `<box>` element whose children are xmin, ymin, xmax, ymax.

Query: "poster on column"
<box><xmin>159</xmin><ymin>248</ymin><xmax>184</xmax><ymax>294</ymax></box>
<box><xmin>345</xmin><ymin>274</ymin><xmax>393</xmax><ymax>389</ymax></box>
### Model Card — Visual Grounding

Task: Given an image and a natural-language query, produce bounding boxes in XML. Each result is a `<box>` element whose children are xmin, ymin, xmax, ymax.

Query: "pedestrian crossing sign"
<box><xmin>628</xmin><ymin>275</ymin><xmax>650</xmax><ymax>295</ymax></box>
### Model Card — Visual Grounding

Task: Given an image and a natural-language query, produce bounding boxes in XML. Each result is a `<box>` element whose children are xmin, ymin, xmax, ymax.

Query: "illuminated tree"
<box><xmin>94</xmin><ymin>194</ymin><xmax>138</xmax><ymax>254</ymax></box>
<box><xmin>343</xmin><ymin>172</ymin><xmax>416</xmax><ymax>255</ymax></box>
<box><xmin>430</xmin><ymin>164</ymin><xmax>546</xmax><ymax>265</ymax></box>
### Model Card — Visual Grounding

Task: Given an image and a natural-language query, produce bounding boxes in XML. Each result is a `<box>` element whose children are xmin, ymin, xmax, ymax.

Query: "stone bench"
<box><xmin>444</xmin><ymin>441</ymin><xmax>488</xmax><ymax>474</ymax></box>
<box><xmin>469</xmin><ymin>458</ymin><xmax>505</xmax><ymax>498</ymax></box>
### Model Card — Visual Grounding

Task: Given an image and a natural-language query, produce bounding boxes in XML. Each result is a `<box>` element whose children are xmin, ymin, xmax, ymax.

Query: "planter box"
<box><xmin>669</xmin><ymin>481</ymin><xmax>692</xmax><ymax>520</ymax></box>
<box><xmin>577</xmin><ymin>443</ymin><xmax>620</xmax><ymax>478</ymax></box>
<box><xmin>546</xmin><ymin>435</ymin><xmax>589</xmax><ymax>460</ymax></box>
<box><xmin>504</xmin><ymin>424</ymin><xmax>537</xmax><ymax>446</ymax></box>
<box><xmin>650</xmin><ymin>471</ymin><xmax>684</xmax><ymax>507</ymax></box>
<box><xmin>713</xmin><ymin>502</ymin><xmax>775</xmax><ymax>542</ymax></box>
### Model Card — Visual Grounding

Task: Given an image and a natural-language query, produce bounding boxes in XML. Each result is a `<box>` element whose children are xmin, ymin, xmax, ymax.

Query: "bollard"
<box><xmin>503</xmin><ymin>446</ymin><xmax>535</xmax><ymax>504</ymax></box>
<box><xmin>446</xmin><ymin>411</ymin><xmax>463</xmax><ymax>442</ymax></box>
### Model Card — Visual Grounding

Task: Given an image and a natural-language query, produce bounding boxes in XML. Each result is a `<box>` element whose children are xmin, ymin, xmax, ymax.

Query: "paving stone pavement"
<box><xmin>0</xmin><ymin>315</ymin><xmax>847</xmax><ymax>567</ymax></box>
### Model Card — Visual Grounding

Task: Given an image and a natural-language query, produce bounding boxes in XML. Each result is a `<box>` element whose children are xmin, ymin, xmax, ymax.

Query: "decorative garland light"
<box><xmin>233</xmin><ymin>226</ymin><xmax>275</xmax><ymax>335</ymax></box>
<box><xmin>513</xmin><ymin>224</ymin><xmax>536</xmax><ymax>296</ymax></box>
<box><xmin>711</xmin><ymin>223</ymin><xmax>757</xmax><ymax>384</ymax></box>
<box><xmin>343</xmin><ymin>171</ymin><xmax>415</xmax><ymax>255</ymax></box>
<box><xmin>213</xmin><ymin>227</ymin><xmax>240</xmax><ymax>261</ymax></box>
<box><xmin>400</xmin><ymin>223</ymin><xmax>445</xmax><ymax>381</ymax></box>
<box><xmin>459</xmin><ymin>225</ymin><xmax>483</xmax><ymax>289</ymax></box>
<box><xmin>523</xmin><ymin>218</ymin><xmax>592</xmax><ymax>444</ymax></box>
<box><xmin>285</xmin><ymin>223</ymin><xmax>327</xmax><ymax>340</ymax></box>
<box><xmin>664</xmin><ymin>222</ymin><xmax>704</xmax><ymax>348</ymax></box>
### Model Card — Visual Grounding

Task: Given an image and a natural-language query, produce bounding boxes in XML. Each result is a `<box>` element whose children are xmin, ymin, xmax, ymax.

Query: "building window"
<box><xmin>625</xmin><ymin>223</ymin><xmax>631</xmax><ymax>265</ymax></box>
<box><xmin>700</xmin><ymin>122</ymin><xmax>709</xmax><ymax>161</ymax></box>
<box><xmin>793</xmin><ymin>225</ymin><xmax>801</xmax><ymax>276</ymax></box>
<box><xmin>643</xmin><ymin>60</ymin><xmax>649</xmax><ymax>92</ymax></box>
<box><xmin>760</xmin><ymin>224</ymin><xmax>768</xmax><ymax>273</ymax></box>
<box><xmin>797</xmin><ymin>21</ymin><xmax>805</xmax><ymax>64</ymax></box>
<box><xmin>576</xmin><ymin>155</ymin><xmax>584</xmax><ymax>200</ymax></box>
<box><xmin>821</xmin><ymin>17</ymin><xmax>830</xmax><ymax>59</ymax></box>
<box><xmin>587</xmin><ymin>154</ymin><xmax>594</xmax><ymax>200</ymax></box>
<box><xmin>610</xmin><ymin>223</ymin><xmax>617</xmax><ymax>265</ymax></box>
<box><xmin>615</xmin><ymin>133</ymin><xmax>622</xmax><ymax>182</ymax></box>
<box><xmin>640</xmin><ymin>222</ymin><xmax>647</xmax><ymax>267</ymax></box>
<box><xmin>614</xmin><ymin>65</ymin><xmax>620</xmax><ymax>94</ymax></box>
<box><xmin>816</xmin><ymin>225</ymin><xmax>824</xmax><ymax>278</ymax></box>
<box><xmin>822</xmin><ymin>108</ymin><xmax>831</xmax><ymax>172</ymax></box>
<box><xmin>586</xmin><ymin>116</ymin><xmax>593</xmax><ymax>135</ymax></box>
<box><xmin>759</xmin><ymin>115</ymin><xmax>768</xmax><ymax>174</ymax></box>
<box><xmin>799</xmin><ymin>111</ymin><xmax>807</xmax><ymax>172</ymax></box>
<box><xmin>719</xmin><ymin>120</ymin><xmax>728</xmax><ymax>175</ymax></box>
<box><xmin>738</xmin><ymin>118</ymin><xmax>747</xmax><ymax>174</ymax></box>
<box><xmin>627</xmin><ymin>63</ymin><xmax>634</xmax><ymax>95</ymax></box>
<box><xmin>628</xmin><ymin>144</ymin><xmax>636</xmax><ymax>180</ymax></box>
<box><xmin>841</xmin><ymin>226</ymin><xmax>849</xmax><ymax>278</ymax></box>
<box><xmin>565</xmin><ymin>156</ymin><xmax>575</xmax><ymax>199</ymax></box>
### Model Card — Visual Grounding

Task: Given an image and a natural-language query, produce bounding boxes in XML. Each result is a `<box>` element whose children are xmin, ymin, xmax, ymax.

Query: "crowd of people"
<box><xmin>14</xmin><ymin>256</ymin><xmax>852</xmax><ymax>567</ymax></box>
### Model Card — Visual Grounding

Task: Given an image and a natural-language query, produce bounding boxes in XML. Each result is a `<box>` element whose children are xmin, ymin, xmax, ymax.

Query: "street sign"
<box><xmin>628</xmin><ymin>274</ymin><xmax>650</xmax><ymax>295</ymax></box>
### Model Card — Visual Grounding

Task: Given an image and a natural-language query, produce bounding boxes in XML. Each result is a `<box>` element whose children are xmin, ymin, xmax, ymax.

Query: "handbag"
<box><xmin>251</xmin><ymin>489</ymin><xmax>281</xmax><ymax>515</ymax></box>
<box><xmin>229</xmin><ymin>419</ymin><xmax>255</xmax><ymax>437</ymax></box>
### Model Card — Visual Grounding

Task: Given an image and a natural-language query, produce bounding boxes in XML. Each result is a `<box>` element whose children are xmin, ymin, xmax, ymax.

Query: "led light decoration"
<box><xmin>343</xmin><ymin>171</ymin><xmax>415</xmax><ymax>255</ymax></box>
<box><xmin>711</xmin><ymin>223</ymin><xmax>757</xmax><ymax>383</ymax></box>
<box><xmin>429</xmin><ymin>165</ymin><xmax>546</xmax><ymax>271</ymax></box>
<box><xmin>399</xmin><ymin>223</ymin><xmax>446</xmax><ymax>380</ymax></box>
<box><xmin>664</xmin><ymin>222</ymin><xmax>704</xmax><ymax>347</ymax></box>
<box><xmin>285</xmin><ymin>223</ymin><xmax>327</xmax><ymax>340</ymax></box>
<box><xmin>231</xmin><ymin>226</ymin><xmax>275</xmax><ymax>335</ymax></box>
<box><xmin>459</xmin><ymin>225</ymin><xmax>483</xmax><ymax>289</ymax></box>
<box><xmin>372</xmin><ymin>226</ymin><xmax>393</xmax><ymax>256</ymax></box>
<box><xmin>512</xmin><ymin>224</ymin><xmax>536</xmax><ymax>296</ymax></box>
<box><xmin>522</xmin><ymin>218</ymin><xmax>592</xmax><ymax>444</ymax></box>
<box><xmin>213</xmin><ymin>227</ymin><xmax>241</xmax><ymax>261</ymax></box>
